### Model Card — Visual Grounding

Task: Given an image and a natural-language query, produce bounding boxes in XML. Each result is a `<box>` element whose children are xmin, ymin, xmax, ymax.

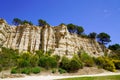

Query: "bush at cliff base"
<box><xmin>59</xmin><ymin>56</ymin><xmax>70</xmax><ymax>72</ymax></box>
<box><xmin>81</xmin><ymin>52</ymin><xmax>94</xmax><ymax>67</ymax></box>
<box><xmin>31</xmin><ymin>67</ymin><xmax>41</xmax><ymax>74</ymax></box>
<box><xmin>60</xmin><ymin>55</ymin><xmax>83</xmax><ymax>72</ymax></box>
<box><xmin>112</xmin><ymin>60</ymin><xmax>120</xmax><ymax>69</ymax></box>
<box><xmin>21</xmin><ymin>67</ymin><xmax>31</xmax><ymax>74</ymax></box>
<box><xmin>39</xmin><ymin>56</ymin><xmax>57</xmax><ymax>69</ymax></box>
<box><xmin>95</xmin><ymin>57</ymin><xmax>116</xmax><ymax>72</ymax></box>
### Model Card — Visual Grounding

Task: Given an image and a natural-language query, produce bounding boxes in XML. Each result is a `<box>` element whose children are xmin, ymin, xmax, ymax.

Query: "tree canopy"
<box><xmin>88</xmin><ymin>32</ymin><xmax>97</xmax><ymax>39</ymax></box>
<box><xmin>67</xmin><ymin>24</ymin><xmax>76</xmax><ymax>33</ymax></box>
<box><xmin>67</xmin><ymin>23</ymin><xmax>84</xmax><ymax>35</ymax></box>
<box><xmin>12</xmin><ymin>18</ymin><xmax>33</xmax><ymax>25</ymax></box>
<box><xmin>97</xmin><ymin>32</ymin><xmax>111</xmax><ymax>45</ymax></box>
<box><xmin>12</xmin><ymin>18</ymin><xmax>22</xmax><ymax>26</ymax></box>
<box><xmin>108</xmin><ymin>44</ymin><xmax>120</xmax><ymax>51</ymax></box>
<box><xmin>38</xmin><ymin>19</ymin><xmax>49</xmax><ymax>26</ymax></box>
<box><xmin>76</xmin><ymin>26</ymin><xmax>84</xmax><ymax>35</ymax></box>
<box><xmin>21</xmin><ymin>20</ymin><xmax>33</xmax><ymax>25</ymax></box>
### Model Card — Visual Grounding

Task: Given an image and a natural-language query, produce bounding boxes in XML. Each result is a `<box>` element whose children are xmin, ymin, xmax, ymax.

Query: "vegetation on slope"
<box><xmin>0</xmin><ymin>46</ymin><xmax>120</xmax><ymax>75</ymax></box>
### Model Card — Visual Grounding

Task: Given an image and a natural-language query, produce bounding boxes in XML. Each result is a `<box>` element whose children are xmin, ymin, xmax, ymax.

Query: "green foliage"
<box><xmin>58</xmin><ymin>68</ymin><xmax>67</xmax><ymax>74</ymax></box>
<box><xmin>97</xmin><ymin>32</ymin><xmax>111</xmax><ymax>45</ymax></box>
<box><xmin>17</xmin><ymin>52</ymin><xmax>31</xmax><ymax>68</ymax></box>
<box><xmin>95</xmin><ymin>57</ymin><xmax>116</xmax><ymax>72</ymax></box>
<box><xmin>51</xmin><ymin>68</ymin><xmax>56</xmax><ymax>73</ymax></box>
<box><xmin>17</xmin><ymin>58</ymin><xmax>30</xmax><ymax>68</ymax></box>
<box><xmin>21</xmin><ymin>20</ymin><xmax>33</xmax><ymax>25</ymax></box>
<box><xmin>80</xmin><ymin>33</ymin><xmax>88</xmax><ymax>38</ymax></box>
<box><xmin>72</xmin><ymin>55</ymin><xmax>83</xmax><ymax>68</ymax></box>
<box><xmin>109</xmin><ymin>52</ymin><xmax>120</xmax><ymax>60</ymax></box>
<box><xmin>68</xmin><ymin>59</ymin><xmax>81</xmax><ymax>72</ymax></box>
<box><xmin>11</xmin><ymin>67</ymin><xmax>41</xmax><ymax>74</ymax></box>
<box><xmin>38</xmin><ymin>19</ymin><xmax>49</xmax><ymax>26</ymax></box>
<box><xmin>76</xmin><ymin>26</ymin><xmax>84</xmax><ymax>35</ymax></box>
<box><xmin>39</xmin><ymin>56</ymin><xmax>57</xmax><ymax>69</ymax></box>
<box><xmin>31</xmin><ymin>67</ymin><xmax>41</xmax><ymax>74</ymax></box>
<box><xmin>0</xmin><ymin>66</ymin><xmax>2</xmax><ymax>72</ymax></box>
<box><xmin>59</xmin><ymin>23</ymin><xmax>66</xmax><ymax>26</ymax></box>
<box><xmin>21</xmin><ymin>68</ymin><xmax>31</xmax><ymax>74</ymax></box>
<box><xmin>104</xmin><ymin>59</ymin><xmax>115</xmax><ymax>72</ymax></box>
<box><xmin>0</xmin><ymin>47</ymin><xmax>19</xmax><ymax>69</ymax></box>
<box><xmin>108</xmin><ymin>44</ymin><xmax>120</xmax><ymax>60</ymax></box>
<box><xmin>11</xmin><ymin>67</ymin><xmax>18</xmax><ymax>74</ymax></box>
<box><xmin>88</xmin><ymin>32</ymin><xmax>97</xmax><ymax>39</ymax></box>
<box><xmin>12</xmin><ymin>18</ymin><xmax>33</xmax><ymax>25</ymax></box>
<box><xmin>52</xmin><ymin>55</ymin><xmax>60</xmax><ymax>61</ymax></box>
<box><xmin>30</xmin><ymin>55</ymin><xmax>39</xmax><ymax>67</ymax></box>
<box><xmin>35</xmin><ymin>50</ymin><xmax>44</xmax><ymax>58</ymax></box>
<box><xmin>108</xmin><ymin>44</ymin><xmax>120</xmax><ymax>51</ymax></box>
<box><xmin>59</xmin><ymin>56</ymin><xmax>70</xmax><ymax>71</ymax></box>
<box><xmin>46</xmin><ymin>49</ymin><xmax>53</xmax><ymax>56</ymax></box>
<box><xmin>67</xmin><ymin>24</ymin><xmax>76</xmax><ymax>33</ymax></box>
<box><xmin>67</xmin><ymin>24</ymin><xmax>84</xmax><ymax>35</ymax></box>
<box><xmin>60</xmin><ymin>55</ymin><xmax>83</xmax><ymax>72</ymax></box>
<box><xmin>12</xmin><ymin>18</ymin><xmax>22</xmax><ymax>26</ymax></box>
<box><xmin>112</xmin><ymin>60</ymin><xmax>120</xmax><ymax>69</ymax></box>
<box><xmin>81</xmin><ymin>53</ymin><xmax>94</xmax><ymax>67</ymax></box>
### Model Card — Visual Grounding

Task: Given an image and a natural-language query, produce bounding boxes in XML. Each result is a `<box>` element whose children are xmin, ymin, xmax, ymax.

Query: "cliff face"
<box><xmin>0</xmin><ymin>19</ymin><xmax>105</xmax><ymax>57</ymax></box>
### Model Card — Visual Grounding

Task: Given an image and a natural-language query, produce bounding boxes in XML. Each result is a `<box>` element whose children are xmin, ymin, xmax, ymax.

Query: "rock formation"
<box><xmin>0</xmin><ymin>19</ymin><xmax>105</xmax><ymax>57</ymax></box>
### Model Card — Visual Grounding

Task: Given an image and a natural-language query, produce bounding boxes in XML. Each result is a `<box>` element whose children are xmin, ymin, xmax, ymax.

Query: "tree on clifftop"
<box><xmin>21</xmin><ymin>20</ymin><xmax>33</xmax><ymax>25</ymax></box>
<box><xmin>67</xmin><ymin>24</ymin><xmax>84</xmax><ymax>35</ymax></box>
<box><xmin>108</xmin><ymin>44</ymin><xmax>120</xmax><ymax>51</ymax></box>
<box><xmin>76</xmin><ymin>26</ymin><xmax>84</xmax><ymax>35</ymax></box>
<box><xmin>88</xmin><ymin>32</ymin><xmax>97</xmax><ymax>39</ymax></box>
<box><xmin>97</xmin><ymin>32</ymin><xmax>111</xmax><ymax>45</ymax></box>
<box><xmin>12</xmin><ymin>18</ymin><xmax>22</xmax><ymax>26</ymax></box>
<box><xmin>67</xmin><ymin>23</ymin><xmax>76</xmax><ymax>33</ymax></box>
<box><xmin>38</xmin><ymin>19</ymin><xmax>49</xmax><ymax>26</ymax></box>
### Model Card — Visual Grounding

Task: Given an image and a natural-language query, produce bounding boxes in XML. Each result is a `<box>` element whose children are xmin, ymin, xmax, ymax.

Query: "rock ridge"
<box><xmin>0</xmin><ymin>19</ymin><xmax>105</xmax><ymax>57</ymax></box>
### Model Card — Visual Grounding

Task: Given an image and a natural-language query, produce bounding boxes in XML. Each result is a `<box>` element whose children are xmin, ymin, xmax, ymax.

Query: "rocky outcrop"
<box><xmin>0</xmin><ymin>19</ymin><xmax>105</xmax><ymax>57</ymax></box>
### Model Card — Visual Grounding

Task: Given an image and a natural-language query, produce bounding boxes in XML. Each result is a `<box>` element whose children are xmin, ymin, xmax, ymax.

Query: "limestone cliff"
<box><xmin>0</xmin><ymin>19</ymin><xmax>105</xmax><ymax>57</ymax></box>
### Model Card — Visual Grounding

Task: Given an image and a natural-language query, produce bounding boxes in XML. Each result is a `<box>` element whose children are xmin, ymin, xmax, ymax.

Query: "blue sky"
<box><xmin>0</xmin><ymin>0</ymin><xmax>120</xmax><ymax>45</ymax></box>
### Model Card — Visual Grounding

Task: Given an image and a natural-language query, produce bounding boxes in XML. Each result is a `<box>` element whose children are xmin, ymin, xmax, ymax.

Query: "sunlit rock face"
<box><xmin>0</xmin><ymin>19</ymin><xmax>105</xmax><ymax>57</ymax></box>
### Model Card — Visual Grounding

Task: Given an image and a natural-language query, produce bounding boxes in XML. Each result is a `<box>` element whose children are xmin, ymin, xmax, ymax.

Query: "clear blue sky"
<box><xmin>0</xmin><ymin>0</ymin><xmax>120</xmax><ymax>45</ymax></box>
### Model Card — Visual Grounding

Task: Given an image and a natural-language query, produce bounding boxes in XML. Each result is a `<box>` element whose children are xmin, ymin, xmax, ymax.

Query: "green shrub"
<box><xmin>60</xmin><ymin>55</ymin><xmax>83</xmax><ymax>72</ymax></box>
<box><xmin>11</xmin><ymin>67</ymin><xmax>18</xmax><ymax>74</ymax></box>
<box><xmin>95</xmin><ymin>57</ymin><xmax>116</xmax><ymax>72</ymax></box>
<box><xmin>20</xmin><ymin>52</ymin><xmax>31</xmax><ymax>60</ymax></box>
<box><xmin>30</xmin><ymin>55</ymin><xmax>39</xmax><ymax>67</ymax></box>
<box><xmin>32</xmin><ymin>67</ymin><xmax>41</xmax><ymax>74</ymax></box>
<box><xmin>17</xmin><ymin>52</ymin><xmax>31</xmax><ymax>68</ymax></box>
<box><xmin>59</xmin><ymin>56</ymin><xmax>70</xmax><ymax>71</ymax></box>
<box><xmin>0</xmin><ymin>66</ymin><xmax>2</xmax><ymax>72</ymax></box>
<box><xmin>81</xmin><ymin>52</ymin><xmax>94</xmax><ymax>67</ymax></box>
<box><xmin>39</xmin><ymin>56</ymin><xmax>57</xmax><ymax>69</ymax></box>
<box><xmin>113</xmin><ymin>60</ymin><xmax>120</xmax><ymax>69</ymax></box>
<box><xmin>94</xmin><ymin>57</ymin><xmax>104</xmax><ymax>66</ymax></box>
<box><xmin>68</xmin><ymin>59</ymin><xmax>81</xmax><ymax>72</ymax></box>
<box><xmin>51</xmin><ymin>68</ymin><xmax>56</xmax><ymax>74</ymax></box>
<box><xmin>104</xmin><ymin>58</ymin><xmax>116</xmax><ymax>72</ymax></box>
<box><xmin>58</xmin><ymin>68</ymin><xmax>67</xmax><ymax>74</ymax></box>
<box><xmin>35</xmin><ymin>50</ymin><xmax>44</xmax><ymax>58</ymax></box>
<box><xmin>21</xmin><ymin>68</ymin><xmax>31</xmax><ymax>74</ymax></box>
<box><xmin>52</xmin><ymin>55</ymin><xmax>60</xmax><ymax>61</ymax></box>
<box><xmin>0</xmin><ymin>47</ymin><xmax>19</xmax><ymax>69</ymax></box>
<box><xmin>72</xmin><ymin>55</ymin><xmax>83</xmax><ymax>68</ymax></box>
<box><xmin>17</xmin><ymin>59</ymin><xmax>30</xmax><ymax>68</ymax></box>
